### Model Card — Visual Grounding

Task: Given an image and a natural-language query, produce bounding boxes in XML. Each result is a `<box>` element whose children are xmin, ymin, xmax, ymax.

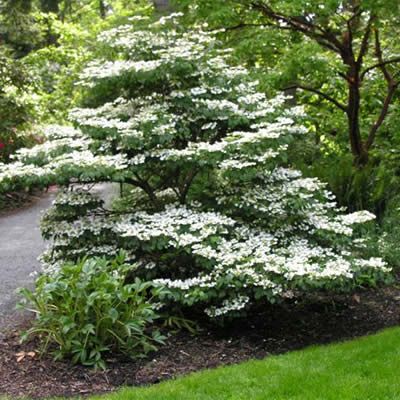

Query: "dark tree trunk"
<box><xmin>99</xmin><ymin>0</ymin><xmax>106</xmax><ymax>19</ymax></box>
<box><xmin>40</xmin><ymin>0</ymin><xmax>60</xmax><ymax>44</ymax></box>
<box><xmin>346</xmin><ymin>71</ymin><xmax>367</xmax><ymax>165</ymax></box>
<box><xmin>40</xmin><ymin>0</ymin><xmax>60</xmax><ymax>13</ymax></box>
<box><xmin>60</xmin><ymin>0</ymin><xmax>73</xmax><ymax>21</ymax></box>
<box><xmin>152</xmin><ymin>0</ymin><xmax>170</xmax><ymax>11</ymax></box>
<box><xmin>284</xmin><ymin>86</ymin><xmax>298</xmax><ymax>106</ymax></box>
<box><xmin>20</xmin><ymin>0</ymin><xmax>32</xmax><ymax>13</ymax></box>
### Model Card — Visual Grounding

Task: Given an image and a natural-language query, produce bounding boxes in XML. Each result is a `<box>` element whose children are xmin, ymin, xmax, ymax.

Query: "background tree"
<box><xmin>174</xmin><ymin>0</ymin><xmax>400</xmax><ymax>219</ymax></box>
<box><xmin>177</xmin><ymin>0</ymin><xmax>400</xmax><ymax>167</ymax></box>
<box><xmin>0</xmin><ymin>0</ymin><xmax>152</xmax><ymax>163</ymax></box>
<box><xmin>153</xmin><ymin>0</ymin><xmax>170</xmax><ymax>11</ymax></box>
<box><xmin>40</xmin><ymin>0</ymin><xmax>60</xmax><ymax>13</ymax></box>
<box><xmin>0</xmin><ymin>47</ymin><xmax>36</xmax><ymax>162</ymax></box>
<box><xmin>0</xmin><ymin>0</ymin><xmax>43</xmax><ymax>55</ymax></box>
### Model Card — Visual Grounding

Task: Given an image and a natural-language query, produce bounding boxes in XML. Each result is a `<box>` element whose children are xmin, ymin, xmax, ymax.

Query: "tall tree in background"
<box><xmin>40</xmin><ymin>0</ymin><xmax>60</xmax><ymax>13</ymax></box>
<box><xmin>0</xmin><ymin>0</ymin><xmax>39</xmax><ymax>55</ymax></box>
<box><xmin>153</xmin><ymin>0</ymin><xmax>170</xmax><ymax>11</ymax></box>
<box><xmin>178</xmin><ymin>0</ymin><xmax>400</xmax><ymax>167</ymax></box>
<box><xmin>251</xmin><ymin>0</ymin><xmax>400</xmax><ymax>166</ymax></box>
<box><xmin>99</xmin><ymin>0</ymin><xmax>106</xmax><ymax>18</ymax></box>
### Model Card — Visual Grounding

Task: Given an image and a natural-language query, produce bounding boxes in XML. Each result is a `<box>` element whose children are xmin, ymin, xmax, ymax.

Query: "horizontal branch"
<box><xmin>361</xmin><ymin>57</ymin><xmax>400</xmax><ymax>80</ymax></box>
<box><xmin>285</xmin><ymin>84</ymin><xmax>347</xmax><ymax>112</ymax></box>
<box><xmin>250</xmin><ymin>1</ymin><xmax>344</xmax><ymax>54</ymax></box>
<box><xmin>222</xmin><ymin>22</ymin><xmax>291</xmax><ymax>32</ymax></box>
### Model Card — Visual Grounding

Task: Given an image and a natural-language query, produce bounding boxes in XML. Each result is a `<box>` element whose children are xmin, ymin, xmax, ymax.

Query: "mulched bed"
<box><xmin>1</xmin><ymin>279</ymin><xmax>400</xmax><ymax>399</ymax></box>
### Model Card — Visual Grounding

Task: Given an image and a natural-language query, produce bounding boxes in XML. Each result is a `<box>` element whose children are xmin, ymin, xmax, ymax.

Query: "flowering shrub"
<box><xmin>2</xmin><ymin>14</ymin><xmax>390</xmax><ymax>318</ymax></box>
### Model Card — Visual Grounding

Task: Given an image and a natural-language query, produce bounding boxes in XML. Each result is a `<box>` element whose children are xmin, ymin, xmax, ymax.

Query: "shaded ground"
<box><xmin>1</xmin><ymin>280</ymin><xmax>400</xmax><ymax>399</ymax></box>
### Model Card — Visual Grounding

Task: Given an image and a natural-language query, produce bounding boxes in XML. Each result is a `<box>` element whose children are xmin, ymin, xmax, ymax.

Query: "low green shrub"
<box><xmin>18</xmin><ymin>255</ymin><xmax>166</xmax><ymax>369</ymax></box>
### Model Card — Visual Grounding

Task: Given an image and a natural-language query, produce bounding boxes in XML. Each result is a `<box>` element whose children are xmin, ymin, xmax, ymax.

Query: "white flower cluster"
<box><xmin>0</xmin><ymin>162</ymin><xmax>51</xmax><ymax>183</ymax></box>
<box><xmin>14</xmin><ymin>136</ymin><xmax>92</xmax><ymax>163</ymax></box>
<box><xmin>61</xmin><ymin>152</ymin><xmax>127</xmax><ymax>175</ymax></box>
<box><xmin>79</xmin><ymin>59</ymin><xmax>164</xmax><ymax>86</ymax></box>
<box><xmin>205</xmin><ymin>295</ymin><xmax>250</xmax><ymax>317</ymax></box>
<box><xmin>53</xmin><ymin>189</ymin><xmax>103</xmax><ymax>207</ymax></box>
<box><xmin>114</xmin><ymin>206</ymin><xmax>388</xmax><ymax>310</ymax></box>
<box><xmin>117</xmin><ymin>205</ymin><xmax>236</xmax><ymax>245</ymax></box>
<box><xmin>340</xmin><ymin>210</ymin><xmax>376</xmax><ymax>225</ymax></box>
<box><xmin>42</xmin><ymin>125</ymin><xmax>83</xmax><ymax>140</ymax></box>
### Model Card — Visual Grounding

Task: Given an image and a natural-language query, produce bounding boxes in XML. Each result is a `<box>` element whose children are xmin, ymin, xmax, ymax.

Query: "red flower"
<box><xmin>0</xmin><ymin>142</ymin><xmax>5</xmax><ymax>150</ymax></box>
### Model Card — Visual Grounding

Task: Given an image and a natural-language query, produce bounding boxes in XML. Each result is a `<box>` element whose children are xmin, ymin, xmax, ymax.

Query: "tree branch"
<box><xmin>364</xmin><ymin>28</ymin><xmax>400</xmax><ymax>149</ymax></box>
<box><xmin>250</xmin><ymin>1</ymin><xmax>343</xmax><ymax>53</ymax></box>
<box><xmin>126</xmin><ymin>174</ymin><xmax>159</xmax><ymax>207</ymax></box>
<box><xmin>179</xmin><ymin>169</ymin><xmax>199</xmax><ymax>204</ymax></box>
<box><xmin>373</xmin><ymin>28</ymin><xmax>393</xmax><ymax>83</ymax></box>
<box><xmin>356</xmin><ymin>15</ymin><xmax>375</xmax><ymax>66</ymax></box>
<box><xmin>360</xmin><ymin>57</ymin><xmax>400</xmax><ymax>80</ymax></box>
<box><xmin>222</xmin><ymin>22</ymin><xmax>291</xmax><ymax>32</ymax></box>
<box><xmin>285</xmin><ymin>84</ymin><xmax>347</xmax><ymax>112</ymax></box>
<box><xmin>366</xmin><ymin>82</ymin><xmax>399</xmax><ymax>150</ymax></box>
<box><xmin>341</xmin><ymin>7</ymin><xmax>363</xmax><ymax>25</ymax></box>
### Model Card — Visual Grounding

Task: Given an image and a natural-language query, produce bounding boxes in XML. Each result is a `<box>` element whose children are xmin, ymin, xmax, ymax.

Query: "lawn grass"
<box><xmin>3</xmin><ymin>327</ymin><xmax>400</xmax><ymax>400</ymax></box>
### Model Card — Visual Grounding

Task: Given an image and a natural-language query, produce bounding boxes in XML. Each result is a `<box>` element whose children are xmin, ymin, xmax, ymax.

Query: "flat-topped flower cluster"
<box><xmin>0</xmin><ymin>15</ymin><xmax>389</xmax><ymax>318</ymax></box>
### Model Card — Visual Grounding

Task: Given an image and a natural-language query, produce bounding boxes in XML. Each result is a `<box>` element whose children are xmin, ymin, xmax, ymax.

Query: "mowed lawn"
<box><xmin>60</xmin><ymin>326</ymin><xmax>400</xmax><ymax>400</ymax></box>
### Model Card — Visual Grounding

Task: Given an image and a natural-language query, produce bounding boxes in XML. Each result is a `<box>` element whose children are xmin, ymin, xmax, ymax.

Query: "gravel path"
<box><xmin>0</xmin><ymin>193</ymin><xmax>56</xmax><ymax>332</ymax></box>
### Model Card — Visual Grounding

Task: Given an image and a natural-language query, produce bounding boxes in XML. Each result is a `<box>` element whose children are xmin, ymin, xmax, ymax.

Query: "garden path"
<box><xmin>0</xmin><ymin>183</ymin><xmax>119</xmax><ymax>333</ymax></box>
<box><xmin>0</xmin><ymin>191</ymin><xmax>55</xmax><ymax>332</ymax></box>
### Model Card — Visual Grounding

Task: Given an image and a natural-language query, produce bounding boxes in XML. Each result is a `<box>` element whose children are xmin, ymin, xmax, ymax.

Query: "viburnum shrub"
<box><xmin>18</xmin><ymin>255</ymin><xmax>166</xmax><ymax>369</ymax></box>
<box><xmin>2</xmin><ymin>14</ymin><xmax>390</xmax><ymax>318</ymax></box>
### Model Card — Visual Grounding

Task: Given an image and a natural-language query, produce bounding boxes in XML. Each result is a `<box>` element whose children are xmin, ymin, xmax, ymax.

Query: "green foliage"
<box><xmin>0</xmin><ymin>0</ymin><xmax>153</xmax><ymax>127</ymax></box>
<box><xmin>21</xmin><ymin>1</ymin><xmax>153</xmax><ymax>122</ymax></box>
<box><xmin>0</xmin><ymin>46</ymin><xmax>37</xmax><ymax>162</ymax></box>
<box><xmin>0</xmin><ymin>0</ymin><xmax>43</xmax><ymax>56</ymax></box>
<box><xmin>175</xmin><ymin>0</ymin><xmax>400</xmax><ymax>217</ymax></box>
<box><xmin>289</xmin><ymin>127</ymin><xmax>400</xmax><ymax>219</ymax></box>
<box><xmin>363</xmin><ymin>195</ymin><xmax>400</xmax><ymax>270</ymax></box>
<box><xmin>23</xmin><ymin>22</ymin><xmax>93</xmax><ymax>122</ymax></box>
<box><xmin>18</xmin><ymin>256</ymin><xmax>166</xmax><ymax>369</ymax></box>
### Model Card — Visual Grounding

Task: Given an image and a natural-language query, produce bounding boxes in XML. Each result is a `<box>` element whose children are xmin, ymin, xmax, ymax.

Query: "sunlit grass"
<box><xmin>44</xmin><ymin>326</ymin><xmax>400</xmax><ymax>400</ymax></box>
